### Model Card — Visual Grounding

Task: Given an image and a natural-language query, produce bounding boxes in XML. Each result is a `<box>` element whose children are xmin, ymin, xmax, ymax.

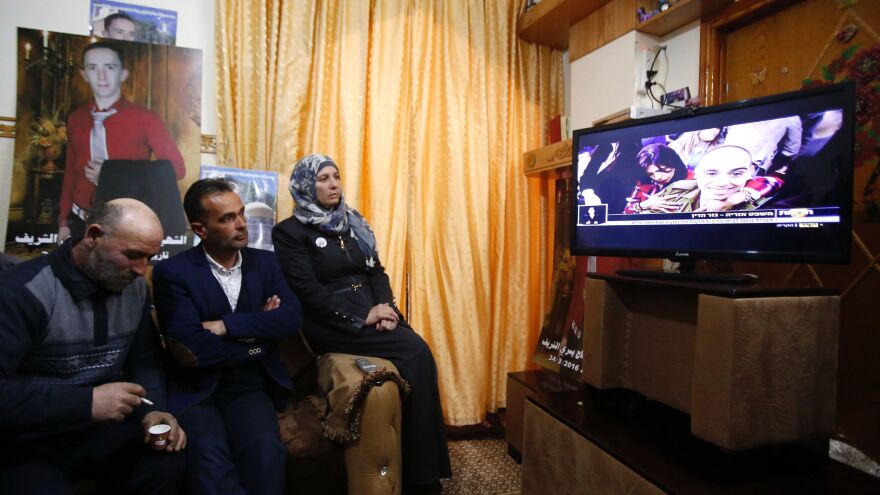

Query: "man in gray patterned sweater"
<box><xmin>0</xmin><ymin>198</ymin><xmax>186</xmax><ymax>494</ymax></box>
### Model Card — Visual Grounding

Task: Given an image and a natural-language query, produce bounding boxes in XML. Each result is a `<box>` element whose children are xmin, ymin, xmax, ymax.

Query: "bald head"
<box><xmin>89</xmin><ymin>198</ymin><xmax>163</xmax><ymax>241</ymax></box>
<box><xmin>693</xmin><ymin>145</ymin><xmax>755</xmax><ymax>206</ymax></box>
<box><xmin>697</xmin><ymin>145</ymin><xmax>752</xmax><ymax>170</ymax></box>
<box><xmin>74</xmin><ymin>199</ymin><xmax>163</xmax><ymax>291</ymax></box>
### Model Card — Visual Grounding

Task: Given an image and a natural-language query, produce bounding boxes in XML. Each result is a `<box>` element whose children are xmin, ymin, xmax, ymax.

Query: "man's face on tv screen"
<box><xmin>693</xmin><ymin>146</ymin><xmax>754</xmax><ymax>202</ymax></box>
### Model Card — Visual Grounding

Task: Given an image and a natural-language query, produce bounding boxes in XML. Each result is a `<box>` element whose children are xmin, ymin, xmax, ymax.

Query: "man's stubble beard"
<box><xmin>83</xmin><ymin>246</ymin><xmax>136</xmax><ymax>293</ymax></box>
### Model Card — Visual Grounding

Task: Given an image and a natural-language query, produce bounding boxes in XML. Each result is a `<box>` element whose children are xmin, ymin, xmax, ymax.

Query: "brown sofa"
<box><xmin>72</xmin><ymin>328</ymin><xmax>405</xmax><ymax>495</ymax></box>
<box><xmin>8</xmin><ymin>261</ymin><xmax>404</xmax><ymax>495</ymax></box>
<box><xmin>278</xmin><ymin>333</ymin><xmax>406</xmax><ymax>495</ymax></box>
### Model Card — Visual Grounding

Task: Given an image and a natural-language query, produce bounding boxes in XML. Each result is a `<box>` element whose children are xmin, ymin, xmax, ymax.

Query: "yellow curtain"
<box><xmin>217</xmin><ymin>0</ymin><xmax>563</xmax><ymax>425</ymax></box>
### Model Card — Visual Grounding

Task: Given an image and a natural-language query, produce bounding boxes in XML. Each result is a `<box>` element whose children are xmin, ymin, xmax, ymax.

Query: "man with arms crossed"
<box><xmin>0</xmin><ymin>198</ymin><xmax>186</xmax><ymax>494</ymax></box>
<box><xmin>58</xmin><ymin>41</ymin><xmax>185</xmax><ymax>241</ymax></box>
<box><xmin>153</xmin><ymin>178</ymin><xmax>302</xmax><ymax>494</ymax></box>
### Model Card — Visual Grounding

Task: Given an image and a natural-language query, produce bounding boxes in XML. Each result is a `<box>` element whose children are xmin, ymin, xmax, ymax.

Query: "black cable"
<box><xmin>648</xmin><ymin>46</ymin><xmax>662</xmax><ymax>79</ymax></box>
<box><xmin>644</xmin><ymin>46</ymin><xmax>688</xmax><ymax>110</ymax></box>
<box><xmin>647</xmin><ymin>81</ymin><xmax>665</xmax><ymax>108</ymax></box>
<box><xmin>645</xmin><ymin>46</ymin><xmax>664</xmax><ymax>109</ymax></box>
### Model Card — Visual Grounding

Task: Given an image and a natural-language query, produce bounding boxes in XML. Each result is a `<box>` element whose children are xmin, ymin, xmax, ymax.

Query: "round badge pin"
<box><xmin>315</xmin><ymin>237</ymin><xmax>327</xmax><ymax>248</ymax></box>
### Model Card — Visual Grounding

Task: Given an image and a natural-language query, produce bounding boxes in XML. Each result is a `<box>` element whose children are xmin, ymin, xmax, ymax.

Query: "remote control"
<box><xmin>355</xmin><ymin>357</ymin><xmax>378</xmax><ymax>374</ymax></box>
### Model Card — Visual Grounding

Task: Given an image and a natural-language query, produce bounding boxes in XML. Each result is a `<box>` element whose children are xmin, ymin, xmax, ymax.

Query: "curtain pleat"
<box><xmin>217</xmin><ymin>0</ymin><xmax>562</xmax><ymax>425</ymax></box>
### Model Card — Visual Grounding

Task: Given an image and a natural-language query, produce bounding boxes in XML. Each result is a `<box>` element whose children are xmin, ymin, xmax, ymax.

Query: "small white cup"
<box><xmin>148</xmin><ymin>424</ymin><xmax>172</xmax><ymax>448</ymax></box>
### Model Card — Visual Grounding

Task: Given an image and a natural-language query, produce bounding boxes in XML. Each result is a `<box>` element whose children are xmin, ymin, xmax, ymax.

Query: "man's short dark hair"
<box><xmin>183</xmin><ymin>178</ymin><xmax>236</xmax><ymax>224</ymax></box>
<box><xmin>87</xmin><ymin>201</ymin><xmax>125</xmax><ymax>233</ymax></box>
<box><xmin>104</xmin><ymin>12</ymin><xmax>136</xmax><ymax>33</ymax></box>
<box><xmin>82</xmin><ymin>41</ymin><xmax>125</xmax><ymax>67</ymax></box>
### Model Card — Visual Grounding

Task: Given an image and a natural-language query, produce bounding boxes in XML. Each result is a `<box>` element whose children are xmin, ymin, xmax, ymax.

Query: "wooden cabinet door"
<box><xmin>723</xmin><ymin>0</ymin><xmax>842</xmax><ymax>101</ymax></box>
<box><xmin>701</xmin><ymin>0</ymin><xmax>880</xmax><ymax>466</ymax></box>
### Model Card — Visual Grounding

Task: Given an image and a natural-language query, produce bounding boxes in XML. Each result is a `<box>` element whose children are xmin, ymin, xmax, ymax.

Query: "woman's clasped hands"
<box><xmin>365</xmin><ymin>303</ymin><xmax>399</xmax><ymax>332</ymax></box>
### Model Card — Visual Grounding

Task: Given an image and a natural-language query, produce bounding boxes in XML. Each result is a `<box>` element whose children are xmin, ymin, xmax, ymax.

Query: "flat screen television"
<box><xmin>571</xmin><ymin>82</ymin><xmax>854</xmax><ymax>281</ymax></box>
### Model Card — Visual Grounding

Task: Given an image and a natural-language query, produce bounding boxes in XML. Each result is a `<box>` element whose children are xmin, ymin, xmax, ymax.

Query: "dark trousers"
<box><xmin>0</xmin><ymin>415</ymin><xmax>186</xmax><ymax>495</ymax></box>
<box><xmin>303</xmin><ymin>324</ymin><xmax>452</xmax><ymax>486</ymax></box>
<box><xmin>179</xmin><ymin>367</ymin><xmax>286</xmax><ymax>495</ymax></box>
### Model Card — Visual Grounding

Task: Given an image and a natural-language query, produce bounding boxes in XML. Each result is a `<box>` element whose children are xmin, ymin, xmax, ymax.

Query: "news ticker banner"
<box><xmin>576</xmin><ymin>205</ymin><xmax>841</xmax><ymax>227</ymax></box>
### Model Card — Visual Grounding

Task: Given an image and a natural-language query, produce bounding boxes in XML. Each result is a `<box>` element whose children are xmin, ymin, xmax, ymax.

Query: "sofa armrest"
<box><xmin>343</xmin><ymin>380</ymin><xmax>402</xmax><ymax>495</ymax></box>
<box><xmin>316</xmin><ymin>353</ymin><xmax>406</xmax><ymax>495</ymax></box>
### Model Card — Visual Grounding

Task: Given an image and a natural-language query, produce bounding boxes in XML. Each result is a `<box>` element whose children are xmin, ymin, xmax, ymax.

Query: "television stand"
<box><xmin>616</xmin><ymin>268</ymin><xmax>758</xmax><ymax>285</ymax></box>
<box><xmin>583</xmin><ymin>273</ymin><xmax>839</xmax><ymax>450</ymax></box>
<box><xmin>522</xmin><ymin>387</ymin><xmax>880</xmax><ymax>494</ymax></box>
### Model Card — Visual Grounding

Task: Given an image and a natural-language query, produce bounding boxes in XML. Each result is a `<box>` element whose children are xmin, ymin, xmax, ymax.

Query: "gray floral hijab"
<box><xmin>289</xmin><ymin>154</ymin><xmax>378</xmax><ymax>268</ymax></box>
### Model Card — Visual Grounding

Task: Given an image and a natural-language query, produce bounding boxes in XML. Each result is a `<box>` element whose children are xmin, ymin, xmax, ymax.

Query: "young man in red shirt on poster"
<box><xmin>58</xmin><ymin>41</ymin><xmax>185</xmax><ymax>242</ymax></box>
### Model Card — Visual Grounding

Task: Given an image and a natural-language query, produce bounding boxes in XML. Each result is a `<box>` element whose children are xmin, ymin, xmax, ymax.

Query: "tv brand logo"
<box><xmin>675</xmin><ymin>252</ymin><xmax>691</xmax><ymax>257</ymax></box>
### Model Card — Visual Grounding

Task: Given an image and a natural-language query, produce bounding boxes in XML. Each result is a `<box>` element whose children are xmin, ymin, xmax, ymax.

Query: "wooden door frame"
<box><xmin>699</xmin><ymin>0</ymin><xmax>805</xmax><ymax>105</ymax></box>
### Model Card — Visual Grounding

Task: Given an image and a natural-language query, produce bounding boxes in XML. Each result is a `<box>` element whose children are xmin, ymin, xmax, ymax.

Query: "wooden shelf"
<box><xmin>523</xmin><ymin>139</ymin><xmax>572</xmax><ymax>176</ymax></box>
<box><xmin>517</xmin><ymin>0</ymin><xmax>613</xmax><ymax>49</ymax></box>
<box><xmin>636</xmin><ymin>0</ymin><xmax>731</xmax><ymax>37</ymax></box>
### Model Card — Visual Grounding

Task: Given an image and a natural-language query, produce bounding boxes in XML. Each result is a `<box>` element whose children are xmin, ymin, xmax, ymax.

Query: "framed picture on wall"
<box><xmin>199</xmin><ymin>166</ymin><xmax>279</xmax><ymax>252</ymax></box>
<box><xmin>6</xmin><ymin>28</ymin><xmax>202</xmax><ymax>260</ymax></box>
<box><xmin>89</xmin><ymin>0</ymin><xmax>177</xmax><ymax>45</ymax></box>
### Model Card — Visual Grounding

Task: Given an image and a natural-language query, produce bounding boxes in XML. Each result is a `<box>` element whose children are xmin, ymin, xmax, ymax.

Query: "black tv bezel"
<box><xmin>569</xmin><ymin>82</ymin><xmax>855</xmax><ymax>265</ymax></box>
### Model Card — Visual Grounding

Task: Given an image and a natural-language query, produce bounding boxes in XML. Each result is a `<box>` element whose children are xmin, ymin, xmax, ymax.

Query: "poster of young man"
<box><xmin>89</xmin><ymin>0</ymin><xmax>177</xmax><ymax>45</ymax></box>
<box><xmin>199</xmin><ymin>166</ymin><xmax>279</xmax><ymax>252</ymax></box>
<box><xmin>6</xmin><ymin>28</ymin><xmax>202</xmax><ymax>260</ymax></box>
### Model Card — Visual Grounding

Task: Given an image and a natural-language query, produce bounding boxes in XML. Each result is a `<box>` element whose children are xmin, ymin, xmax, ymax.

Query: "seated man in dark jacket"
<box><xmin>0</xmin><ymin>252</ymin><xmax>20</xmax><ymax>272</ymax></box>
<box><xmin>0</xmin><ymin>198</ymin><xmax>186</xmax><ymax>494</ymax></box>
<box><xmin>152</xmin><ymin>178</ymin><xmax>302</xmax><ymax>495</ymax></box>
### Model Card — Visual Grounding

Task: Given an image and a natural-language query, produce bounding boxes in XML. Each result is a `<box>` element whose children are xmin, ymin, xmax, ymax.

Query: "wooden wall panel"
<box><xmin>570</xmin><ymin>0</ymin><xmax>637</xmax><ymax>62</ymax></box>
<box><xmin>724</xmin><ymin>0</ymin><xmax>837</xmax><ymax>101</ymax></box>
<box><xmin>702</xmin><ymin>0</ymin><xmax>880</xmax><ymax>463</ymax></box>
<box><xmin>518</xmin><ymin>0</ymin><xmax>614</xmax><ymax>49</ymax></box>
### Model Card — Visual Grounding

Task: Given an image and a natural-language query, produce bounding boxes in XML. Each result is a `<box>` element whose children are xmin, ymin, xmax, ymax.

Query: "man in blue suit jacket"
<box><xmin>153</xmin><ymin>178</ymin><xmax>302</xmax><ymax>495</ymax></box>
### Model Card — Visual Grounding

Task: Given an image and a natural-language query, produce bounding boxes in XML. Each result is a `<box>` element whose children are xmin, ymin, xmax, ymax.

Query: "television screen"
<box><xmin>571</xmin><ymin>82</ymin><xmax>854</xmax><ymax>265</ymax></box>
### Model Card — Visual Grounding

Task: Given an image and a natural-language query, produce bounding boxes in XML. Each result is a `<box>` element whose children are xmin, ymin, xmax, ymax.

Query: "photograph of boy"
<box><xmin>5</xmin><ymin>28</ymin><xmax>201</xmax><ymax>258</ymax></box>
<box><xmin>59</xmin><ymin>41</ymin><xmax>186</xmax><ymax>241</ymax></box>
<box><xmin>90</xmin><ymin>0</ymin><xmax>177</xmax><ymax>45</ymax></box>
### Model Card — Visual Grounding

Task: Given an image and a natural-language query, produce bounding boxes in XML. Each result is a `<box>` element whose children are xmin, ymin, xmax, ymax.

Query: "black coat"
<box><xmin>271</xmin><ymin>216</ymin><xmax>403</xmax><ymax>336</ymax></box>
<box><xmin>271</xmin><ymin>215</ymin><xmax>451</xmax><ymax>485</ymax></box>
<box><xmin>94</xmin><ymin>159</ymin><xmax>187</xmax><ymax>236</ymax></box>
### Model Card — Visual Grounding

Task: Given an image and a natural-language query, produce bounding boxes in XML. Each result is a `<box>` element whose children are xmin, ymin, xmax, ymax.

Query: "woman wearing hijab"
<box><xmin>272</xmin><ymin>154</ymin><xmax>451</xmax><ymax>493</ymax></box>
<box><xmin>624</xmin><ymin>143</ymin><xmax>688</xmax><ymax>214</ymax></box>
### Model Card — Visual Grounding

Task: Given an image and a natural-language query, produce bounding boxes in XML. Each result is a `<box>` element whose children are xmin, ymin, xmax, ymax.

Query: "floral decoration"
<box><xmin>29</xmin><ymin>112</ymin><xmax>68</xmax><ymax>171</ymax></box>
<box><xmin>803</xmin><ymin>40</ymin><xmax>880</xmax><ymax>221</ymax></box>
<box><xmin>837</xmin><ymin>25</ymin><xmax>858</xmax><ymax>43</ymax></box>
<box><xmin>854</xmin><ymin>85</ymin><xmax>880</xmax><ymax>124</ymax></box>
<box><xmin>848</xmin><ymin>45</ymin><xmax>880</xmax><ymax>84</ymax></box>
<box><xmin>854</xmin><ymin>129</ymin><xmax>875</xmax><ymax>163</ymax></box>
<box><xmin>30</xmin><ymin>113</ymin><xmax>67</xmax><ymax>152</ymax></box>
<box><xmin>750</xmin><ymin>66</ymin><xmax>768</xmax><ymax>85</ymax></box>
<box><xmin>828</xmin><ymin>57</ymin><xmax>847</xmax><ymax>76</ymax></box>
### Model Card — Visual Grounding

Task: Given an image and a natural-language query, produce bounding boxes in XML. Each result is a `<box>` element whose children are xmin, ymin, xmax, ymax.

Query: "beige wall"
<box><xmin>569</xmin><ymin>21</ymin><xmax>700</xmax><ymax>131</ymax></box>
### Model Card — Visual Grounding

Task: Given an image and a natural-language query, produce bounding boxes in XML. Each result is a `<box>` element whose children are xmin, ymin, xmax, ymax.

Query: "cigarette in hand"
<box><xmin>141</xmin><ymin>397</ymin><xmax>155</xmax><ymax>406</ymax></box>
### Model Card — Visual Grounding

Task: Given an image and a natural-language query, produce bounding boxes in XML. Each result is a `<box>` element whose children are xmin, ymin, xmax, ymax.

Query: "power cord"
<box><xmin>644</xmin><ymin>46</ymin><xmax>663</xmax><ymax>108</ymax></box>
<box><xmin>644</xmin><ymin>45</ymin><xmax>686</xmax><ymax>110</ymax></box>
